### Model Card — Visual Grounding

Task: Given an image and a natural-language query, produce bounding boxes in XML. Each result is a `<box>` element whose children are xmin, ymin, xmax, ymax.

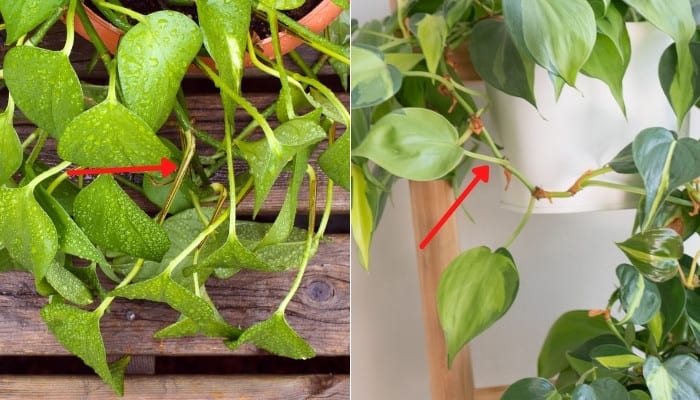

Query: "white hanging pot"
<box><xmin>486</xmin><ymin>22</ymin><xmax>688</xmax><ymax>213</ymax></box>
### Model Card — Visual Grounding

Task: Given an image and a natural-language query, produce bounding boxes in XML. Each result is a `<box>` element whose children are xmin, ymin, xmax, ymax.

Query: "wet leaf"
<box><xmin>0</xmin><ymin>0</ymin><xmax>67</xmax><ymax>43</ymax></box>
<box><xmin>319</xmin><ymin>132</ymin><xmax>349</xmax><ymax>192</ymax></box>
<box><xmin>238</xmin><ymin>116</ymin><xmax>325</xmax><ymax>215</ymax></box>
<box><xmin>0</xmin><ymin>110</ymin><xmax>22</xmax><ymax>184</ymax></box>
<box><xmin>41</xmin><ymin>303</ymin><xmax>129</xmax><ymax>395</ymax></box>
<box><xmin>73</xmin><ymin>175</ymin><xmax>170</xmax><ymax>261</ymax></box>
<box><xmin>58</xmin><ymin>100</ymin><xmax>171</xmax><ymax>168</ymax></box>
<box><xmin>225</xmin><ymin>312</ymin><xmax>315</xmax><ymax>359</ymax></box>
<box><xmin>45</xmin><ymin>260</ymin><xmax>93</xmax><ymax>306</ymax></box>
<box><xmin>0</xmin><ymin>186</ymin><xmax>58</xmax><ymax>282</ymax></box>
<box><xmin>3</xmin><ymin>46</ymin><xmax>83</xmax><ymax>138</ymax></box>
<box><xmin>118</xmin><ymin>11</ymin><xmax>203</xmax><ymax>131</ymax></box>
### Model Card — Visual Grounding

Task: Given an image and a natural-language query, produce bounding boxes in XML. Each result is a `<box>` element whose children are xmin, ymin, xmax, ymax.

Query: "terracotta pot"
<box><xmin>72</xmin><ymin>0</ymin><xmax>344</xmax><ymax>67</ymax></box>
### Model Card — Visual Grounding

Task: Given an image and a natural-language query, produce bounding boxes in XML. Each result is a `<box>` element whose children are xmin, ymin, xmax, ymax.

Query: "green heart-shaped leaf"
<box><xmin>590</xmin><ymin>344</ymin><xmax>644</xmax><ymax>370</ymax></box>
<box><xmin>225</xmin><ymin>312</ymin><xmax>315</xmax><ymax>359</ymax></box>
<box><xmin>617</xmin><ymin>228</ymin><xmax>682</xmax><ymax>282</ymax></box>
<box><xmin>0</xmin><ymin>0</ymin><xmax>67</xmax><ymax>43</ymax></box>
<box><xmin>41</xmin><ymin>303</ymin><xmax>129</xmax><ymax>395</ymax></box>
<box><xmin>58</xmin><ymin>100</ymin><xmax>171</xmax><ymax>168</ymax></box>
<box><xmin>118</xmin><ymin>11</ymin><xmax>203</xmax><ymax>131</ymax></box>
<box><xmin>644</xmin><ymin>355</ymin><xmax>700</xmax><ymax>399</ymax></box>
<box><xmin>0</xmin><ymin>110</ymin><xmax>22</xmax><ymax>184</ymax></box>
<box><xmin>318</xmin><ymin>132</ymin><xmax>350</xmax><ymax>192</ymax></box>
<box><xmin>414</xmin><ymin>13</ymin><xmax>447</xmax><ymax>75</ymax></box>
<box><xmin>470</xmin><ymin>18</ymin><xmax>536</xmax><ymax>108</ymax></box>
<box><xmin>501</xmin><ymin>377</ymin><xmax>561</xmax><ymax>400</ymax></box>
<box><xmin>73</xmin><ymin>175</ymin><xmax>170</xmax><ymax>261</ymax></box>
<box><xmin>353</xmin><ymin>107</ymin><xmax>463</xmax><ymax>181</ymax></box>
<box><xmin>3</xmin><ymin>46</ymin><xmax>83</xmax><ymax>138</ymax></box>
<box><xmin>45</xmin><ymin>260</ymin><xmax>93</xmax><ymax>306</ymax></box>
<box><xmin>616</xmin><ymin>263</ymin><xmax>662</xmax><ymax>324</ymax></box>
<box><xmin>0</xmin><ymin>186</ymin><xmax>58</xmax><ymax>282</ymax></box>
<box><xmin>351</xmin><ymin>44</ymin><xmax>402</xmax><ymax>108</ymax></box>
<box><xmin>571</xmin><ymin>378</ymin><xmax>628</xmax><ymax>400</ymax></box>
<box><xmin>437</xmin><ymin>247</ymin><xmax>519</xmax><ymax>366</ymax></box>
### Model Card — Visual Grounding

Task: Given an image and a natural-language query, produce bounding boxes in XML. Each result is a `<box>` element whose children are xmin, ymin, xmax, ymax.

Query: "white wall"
<box><xmin>350</xmin><ymin>3</ymin><xmax>700</xmax><ymax>398</ymax></box>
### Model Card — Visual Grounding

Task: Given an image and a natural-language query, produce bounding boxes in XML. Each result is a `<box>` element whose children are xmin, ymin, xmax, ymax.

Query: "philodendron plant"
<box><xmin>0</xmin><ymin>0</ymin><xmax>348</xmax><ymax>395</ymax></box>
<box><xmin>352</xmin><ymin>0</ymin><xmax>700</xmax><ymax>397</ymax></box>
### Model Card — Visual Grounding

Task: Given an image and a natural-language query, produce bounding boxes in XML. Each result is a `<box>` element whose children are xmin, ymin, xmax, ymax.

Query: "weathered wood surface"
<box><xmin>0</xmin><ymin>235</ymin><xmax>349</xmax><ymax>356</ymax></box>
<box><xmin>0</xmin><ymin>374</ymin><xmax>350</xmax><ymax>399</ymax></box>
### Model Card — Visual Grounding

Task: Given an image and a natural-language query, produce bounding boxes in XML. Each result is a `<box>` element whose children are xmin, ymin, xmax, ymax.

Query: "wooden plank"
<box><xmin>0</xmin><ymin>374</ymin><xmax>349</xmax><ymax>399</ymax></box>
<box><xmin>475</xmin><ymin>386</ymin><xmax>507</xmax><ymax>400</ymax></box>
<box><xmin>0</xmin><ymin>235</ymin><xmax>349</xmax><ymax>356</ymax></box>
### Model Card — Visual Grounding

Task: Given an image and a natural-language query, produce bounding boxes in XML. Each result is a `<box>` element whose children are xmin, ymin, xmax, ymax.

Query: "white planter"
<box><xmin>486</xmin><ymin>22</ymin><xmax>688</xmax><ymax>213</ymax></box>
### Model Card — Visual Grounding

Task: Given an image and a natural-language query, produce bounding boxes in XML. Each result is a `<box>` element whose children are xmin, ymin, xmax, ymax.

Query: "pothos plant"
<box><xmin>0</xmin><ymin>0</ymin><xmax>349</xmax><ymax>395</ymax></box>
<box><xmin>352</xmin><ymin>0</ymin><xmax>700</xmax><ymax>398</ymax></box>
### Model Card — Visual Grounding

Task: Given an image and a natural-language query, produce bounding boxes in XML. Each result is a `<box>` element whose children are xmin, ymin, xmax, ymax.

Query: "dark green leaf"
<box><xmin>608</xmin><ymin>143</ymin><xmax>636</xmax><ymax>174</ymax></box>
<box><xmin>616</xmin><ymin>263</ymin><xmax>661</xmax><ymax>324</ymax></box>
<box><xmin>328</xmin><ymin>9</ymin><xmax>350</xmax><ymax>90</ymax></box>
<box><xmin>616</xmin><ymin>228</ymin><xmax>682</xmax><ymax>282</ymax></box>
<box><xmin>590</xmin><ymin>344</ymin><xmax>644</xmax><ymax>370</ymax></box>
<box><xmin>118</xmin><ymin>11</ymin><xmax>202</xmax><ymax>131</ymax></box>
<box><xmin>437</xmin><ymin>247</ymin><xmax>519</xmax><ymax>366</ymax></box>
<box><xmin>538</xmin><ymin>310</ymin><xmax>611</xmax><ymax>378</ymax></box>
<box><xmin>41</xmin><ymin>303</ymin><xmax>129</xmax><ymax>395</ymax></box>
<box><xmin>0</xmin><ymin>186</ymin><xmax>58</xmax><ymax>281</ymax></box>
<box><xmin>658</xmin><ymin>41</ymin><xmax>700</xmax><ymax>127</ymax></box>
<box><xmin>238</xmin><ymin>116</ymin><xmax>325</xmax><ymax>215</ymax></box>
<box><xmin>4</xmin><ymin>46</ymin><xmax>83</xmax><ymax>138</ymax></box>
<box><xmin>470</xmin><ymin>19</ymin><xmax>536</xmax><ymax>107</ymax></box>
<box><xmin>658</xmin><ymin>277</ymin><xmax>686</xmax><ymax>339</ymax></box>
<box><xmin>0</xmin><ymin>110</ymin><xmax>22</xmax><ymax>184</ymax></box>
<box><xmin>318</xmin><ymin>132</ymin><xmax>349</xmax><ymax>191</ymax></box>
<box><xmin>353</xmin><ymin>108</ymin><xmax>463</xmax><ymax>181</ymax></box>
<box><xmin>0</xmin><ymin>0</ymin><xmax>67</xmax><ymax>43</ymax></box>
<box><xmin>351</xmin><ymin>44</ymin><xmax>402</xmax><ymax>108</ymax></box>
<box><xmin>644</xmin><ymin>355</ymin><xmax>700</xmax><ymax>399</ymax></box>
<box><xmin>225</xmin><ymin>312</ymin><xmax>315</xmax><ymax>359</ymax></box>
<box><xmin>58</xmin><ymin>100</ymin><xmax>171</xmax><ymax>168</ymax></box>
<box><xmin>73</xmin><ymin>175</ymin><xmax>170</xmax><ymax>261</ymax></box>
<box><xmin>686</xmin><ymin>289</ymin><xmax>700</xmax><ymax>343</ymax></box>
<box><xmin>571</xmin><ymin>378</ymin><xmax>628</xmax><ymax>400</ymax></box>
<box><xmin>501</xmin><ymin>377</ymin><xmax>561</xmax><ymax>400</ymax></box>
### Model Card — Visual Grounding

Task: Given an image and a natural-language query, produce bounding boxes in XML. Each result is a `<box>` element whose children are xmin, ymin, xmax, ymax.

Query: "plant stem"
<box><xmin>267</xmin><ymin>11</ymin><xmax>296</xmax><ymax>120</ymax></box>
<box><xmin>289</xmin><ymin>50</ymin><xmax>317</xmax><ymax>79</ymax></box>
<box><xmin>173</xmin><ymin>100</ymin><xmax>222</xmax><ymax>149</ymax></box>
<box><xmin>25</xmin><ymin>130</ymin><xmax>49</xmax><ymax>168</ymax></box>
<box><xmin>46</xmin><ymin>173</ymin><xmax>69</xmax><ymax>195</ymax></box>
<box><xmin>62</xmin><ymin>0</ymin><xmax>78</xmax><ymax>55</ymax></box>
<box><xmin>95</xmin><ymin>258</ymin><xmax>145</xmax><ymax>316</ymax></box>
<box><xmin>462</xmin><ymin>149</ymin><xmax>536</xmax><ymax>192</ymax></box>
<box><xmin>76</xmin><ymin>3</ymin><xmax>113</xmax><ymax>66</ymax></box>
<box><xmin>503</xmin><ymin>196</ymin><xmax>535</xmax><ymax>248</ymax></box>
<box><xmin>157</xmin><ymin>128</ymin><xmax>195</xmax><ymax>224</ymax></box>
<box><xmin>402</xmin><ymin>70</ymin><xmax>483</xmax><ymax>98</ymax></box>
<box><xmin>27</xmin><ymin>7</ymin><xmax>64</xmax><ymax>47</ymax></box>
<box><xmin>290</xmin><ymin>71</ymin><xmax>350</xmax><ymax>126</ymax></box>
<box><xmin>92</xmin><ymin>0</ymin><xmax>145</xmax><ymax>24</ymax></box>
<box><xmin>27</xmin><ymin>161</ymin><xmax>72</xmax><ymax>191</ymax></box>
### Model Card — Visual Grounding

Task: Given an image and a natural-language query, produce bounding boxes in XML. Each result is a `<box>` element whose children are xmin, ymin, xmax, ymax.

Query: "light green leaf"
<box><xmin>351</xmin><ymin>44</ymin><xmax>402</xmax><ymax>108</ymax></box>
<box><xmin>0</xmin><ymin>186</ymin><xmax>58</xmax><ymax>282</ymax></box>
<box><xmin>581</xmin><ymin>6</ymin><xmax>630</xmax><ymax>114</ymax></box>
<box><xmin>225</xmin><ymin>312</ymin><xmax>315</xmax><ymax>359</ymax></box>
<box><xmin>538</xmin><ymin>311</ymin><xmax>611</xmax><ymax>378</ymax></box>
<box><xmin>440</xmin><ymin>0</ymin><xmax>472</xmax><ymax>29</ymax></box>
<box><xmin>586</xmin><ymin>0</ymin><xmax>610</xmax><ymax>17</ymax></box>
<box><xmin>470</xmin><ymin>18</ymin><xmax>536</xmax><ymax>108</ymax></box>
<box><xmin>45</xmin><ymin>260</ymin><xmax>93</xmax><ymax>306</ymax></box>
<box><xmin>353</xmin><ymin>108</ymin><xmax>463</xmax><ymax>181</ymax></box>
<box><xmin>511</xmin><ymin>0</ymin><xmax>597</xmax><ymax>85</ymax></box>
<box><xmin>414</xmin><ymin>14</ymin><xmax>447</xmax><ymax>75</ymax></box>
<box><xmin>0</xmin><ymin>110</ymin><xmax>22</xmax><ymax>184</ymax></box>
<box><xmin>197</xmin><ymin>0</ymin><xmax>251</xmax><ymax>98</ymax></box>
<box><xmin>34</xmin><ymin>186</ymin><xmax>107</xmax><ymax>266</ymax></box>
<box><xmin>265</xmin><ymin>0</ymin><xmax>304</xmax><ymax>10</ymax></box>
<box><xmin>118</xmin><ymin>11</ymin><xmax>202</xmax><ymax>131</ymax></box>
<box><xmin>318</xmin><ymin>132</ymin><xmax>349</xmax><ymax>191</ymax></box>
<box><xmin>644</xmin><ymin>355</ymin><xmax>700</xmax><ymax>400</ymax></box>
<box><xmin>73</xmin><ymin>175</ymin><xmax>170</xmax><ymax>261</ymax></box>
<box><xmin>590</xmin><ymin>344</ymin><xmax>644</xmax><ymax>370</ymax></box>
<box><xmin>111</xmin><ymin>273</ymin><xmax>240</xmax><ymax>339</ymax></box>
<box><xmin>238</xmin><ymin>116</ymin><xmax>325</xmax><ymax>215</ymax></box>
<box><xmin>616</xmin><ymin>228</ymin><xmax>682</xmax><ymax>282</ymax></box>
<box><xmin>571</xmin><ymin>379</ymin><xmax>628</xmax><ymax>400</ymax></box>
<box><xmin>3</xmin><ymin>46</ymin><xmax>83</xmax><ymax>138</ymax></box>
<box><xmin>501</xmin><ymin>377</ymin><xmax>561</xmax><ymax>400</ymax></box>
<box><xmin>154</xmin><ymin>286</ymin><xmax>237</xmax><ymax>339</ymax></box>
<box><xmin>616</xmin><ymin>263</ymin><xmax>662</xmax><ymax>324</ymax></box>
<box><xmin>628</xmin><ymin>390</ymin><xmax>651</xmax><ymax>400</ymax></box>
<box><xmin>351</xmin><ymin>165</ymin><xmax>373</xmax><ymax>270</ymax></box>
<box><xmin>58</xmin><ymin>100</ymin><xmax>171</xmax><ymax>168</ymax></box>
<box><xmin>41</xmin><ymin>303</ymin><xmax>129</xmax><ymax>395</ymax></box>
<box><xmin>437</xmin><ymin>247</ymin><xmax>519</xmax><ymax>366</ymax></box>
<box><xmin>384</xmin><ymin>53</ymin><xmax>425</xmax><ymax>73</ymax></box>
<box><xmin>0</xmin><ymin>0</ymin><xmax>67</xmax><ymax>43</ymax></box>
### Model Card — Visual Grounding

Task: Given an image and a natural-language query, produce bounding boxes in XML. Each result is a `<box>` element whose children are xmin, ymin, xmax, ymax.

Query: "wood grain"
<box><xmin>0</xmin><ymin>235</ymin><xmax>349</xmax><ymax>357</ymax></box>
<box><xmin>409</xmin><ymin>180</ymin><xmax>475</xmax><ymax>400</ymax></box>
<box><xmin>0</xmin><ymin>374</ymin><xmax>349</xmax><ymax>399</ymax></box>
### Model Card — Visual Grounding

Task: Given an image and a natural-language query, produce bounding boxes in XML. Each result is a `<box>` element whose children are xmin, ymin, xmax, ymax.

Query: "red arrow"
<box><xmin>66</xmin><ymin>157</ymin><xmax>178</xmax><ymax>178</ymax></box>
<box><xmin>419</xmin><ymin>165</ymin><xmax>490</xmax><ymax>250</ymax></box>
